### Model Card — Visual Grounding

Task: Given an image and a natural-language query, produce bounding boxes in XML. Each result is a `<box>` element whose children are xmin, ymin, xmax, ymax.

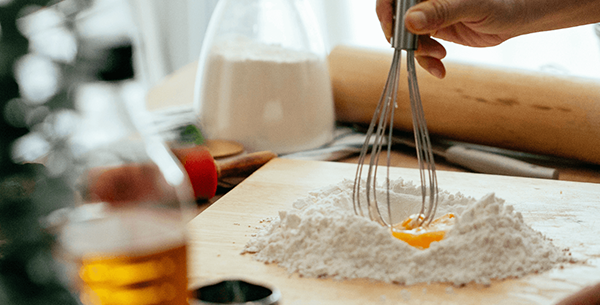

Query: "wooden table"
<box><xmin>186</xmin><ymin>158</ymin><xmax>600</xmax><ymax>304</ymax></box>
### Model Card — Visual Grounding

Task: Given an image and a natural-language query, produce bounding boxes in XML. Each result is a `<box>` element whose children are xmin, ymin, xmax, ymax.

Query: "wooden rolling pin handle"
<box><xmin>216</xmin><ymin>151</ymin><xmax>278</xmax><ymax>179</ymax></box>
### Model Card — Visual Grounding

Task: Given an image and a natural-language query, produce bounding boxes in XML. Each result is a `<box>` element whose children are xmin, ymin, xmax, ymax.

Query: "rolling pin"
<box><xmin>328</xmin><ymin>45</ymin><xmax>600</xmax><ymax>165</ymax></box>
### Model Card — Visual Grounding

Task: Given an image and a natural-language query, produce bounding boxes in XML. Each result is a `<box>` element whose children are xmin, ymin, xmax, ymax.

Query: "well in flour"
<box><xmin>243</xmin><ymin>179</ymin><xmax>575</xmax><ymax>286</ymax></box>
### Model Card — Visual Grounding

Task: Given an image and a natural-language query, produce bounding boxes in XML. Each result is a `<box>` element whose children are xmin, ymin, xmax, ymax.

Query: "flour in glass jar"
<box><xmin>195</xmin><ymin>36</ymin><xmax>335</xmax><ymax>155</ymax></box>
<box><xmin>243</xmin><ymin>179</ymin><xmax>575</xmax><ymax>286</ymax></box>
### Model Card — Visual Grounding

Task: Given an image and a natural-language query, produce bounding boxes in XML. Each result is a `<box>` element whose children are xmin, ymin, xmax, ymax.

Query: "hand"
<box><xmin>376</xmin><ymin>0</ymin><xmax>600</xmax><ymax>79</ymax></box>
<box><xmin>376</xmin><ymin>0</ymin><xmax>520</xmax><ymax>79</ymax></box>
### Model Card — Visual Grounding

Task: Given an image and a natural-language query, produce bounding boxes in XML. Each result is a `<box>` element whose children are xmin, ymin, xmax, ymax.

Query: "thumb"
<box><xmin>404</xmin><ymin>0</ymin><xmax>475</xmax><ymax>34</ymax></box>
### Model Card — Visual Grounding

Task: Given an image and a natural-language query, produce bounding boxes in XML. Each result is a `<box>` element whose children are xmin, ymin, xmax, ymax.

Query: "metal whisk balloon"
<box><xmin>353</xmin><ymin>0</ymin><xmax>439</xmax><ymax>228</ymax></box>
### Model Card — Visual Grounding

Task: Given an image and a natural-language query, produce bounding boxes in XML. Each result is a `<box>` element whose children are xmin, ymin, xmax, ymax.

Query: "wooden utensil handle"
<box><xmin>328</xmin><ymin>45</ymin><xmax>600</xmax><ymax>165</ymax></box>
<box><xmin>216</xmin><ymin>151</ymin><xmax>278</xmax><ymax>179</ymax></box>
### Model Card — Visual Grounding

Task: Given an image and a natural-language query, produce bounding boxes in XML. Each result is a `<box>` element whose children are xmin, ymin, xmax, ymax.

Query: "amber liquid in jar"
<box><xmin>62</xmin><ymin>209</ymin><xmax>189</xmax><ymax>305</ymax></box>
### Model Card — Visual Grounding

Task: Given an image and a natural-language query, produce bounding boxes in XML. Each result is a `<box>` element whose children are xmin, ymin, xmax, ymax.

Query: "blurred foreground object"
<box><xmin>2</xmin><ymin>1</ymin><xmax>196</xmax><ymax>304</ymax></box>
<box><xmin>57</xmin><ymin>36</ymin><xmax>195</xmax><ymax>305</ymax></box>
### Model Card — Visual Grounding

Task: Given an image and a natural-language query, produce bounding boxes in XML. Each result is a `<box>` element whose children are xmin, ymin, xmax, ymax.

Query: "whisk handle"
<box><xmin>392</xmin><ymin>0</ymin><xmax>419</xmax><ymax>50</ymax></box>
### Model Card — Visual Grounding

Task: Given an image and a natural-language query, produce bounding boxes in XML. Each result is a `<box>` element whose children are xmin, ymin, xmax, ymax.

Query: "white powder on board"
<box><xmin>195</xmin><ymin>36</ymin><xmax>335</xmax><ymax>154</ymax></box>
<box><xmin>242</xmin><ymin>179</ymin><xmax>574</xmax><ymax>286</ymax></box>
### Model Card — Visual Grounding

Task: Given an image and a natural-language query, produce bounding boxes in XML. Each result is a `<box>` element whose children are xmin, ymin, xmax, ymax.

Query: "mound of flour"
<box><xmin>243</xmin><ymin>179</ymin><xmax>574</xmax><ymax>286</ymax></box>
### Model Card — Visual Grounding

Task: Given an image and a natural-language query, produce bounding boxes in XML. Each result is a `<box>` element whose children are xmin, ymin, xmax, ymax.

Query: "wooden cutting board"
<box><xmin>186</xmin><ymin>158</ymin><xmax>600</xmax><ymax>304</ymax></box>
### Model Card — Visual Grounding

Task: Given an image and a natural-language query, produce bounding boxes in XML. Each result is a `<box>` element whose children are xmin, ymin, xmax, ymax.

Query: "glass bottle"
<box><xmin>193</xmin><ymin>0</ymin><xmax>335</xmax><ymax>155</ymax></box>
<box><xmin>58</xmin><ymin>43</ymin><xmax>195</xmax><ymax>305</ymax></box>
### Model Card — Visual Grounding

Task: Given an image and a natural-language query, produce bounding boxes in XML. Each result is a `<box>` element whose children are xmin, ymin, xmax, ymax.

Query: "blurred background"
<box><xmin>122</xmin><ymin>0</ymin><xmax>600</xmax><ymax>86</ymax></box>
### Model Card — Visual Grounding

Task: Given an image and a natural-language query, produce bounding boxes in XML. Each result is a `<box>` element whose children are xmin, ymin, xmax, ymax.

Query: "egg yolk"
<box><xmin>391</xmin><ymin>213</ymin><xmax>455</xmax><ymax>249</ymax></box>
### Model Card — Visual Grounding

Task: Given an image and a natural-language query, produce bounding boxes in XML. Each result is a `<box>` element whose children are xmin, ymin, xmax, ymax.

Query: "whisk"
<box><xmin>352</xmin><ymin>0</ymin><xmax>438</xmax><ymax>228</ymax></box>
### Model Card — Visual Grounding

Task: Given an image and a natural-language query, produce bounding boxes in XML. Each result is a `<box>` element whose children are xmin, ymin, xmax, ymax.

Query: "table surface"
<box><xmin>186</xmin><ymin>158</ymin><xmax>600</xmax><ymax>305</ymax></box>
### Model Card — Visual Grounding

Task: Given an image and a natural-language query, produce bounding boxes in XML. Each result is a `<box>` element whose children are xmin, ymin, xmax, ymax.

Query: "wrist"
<box><xmin>520</xmin><ymin>0</ymin><xmax>600</xmax><ymax>35</ymax></box>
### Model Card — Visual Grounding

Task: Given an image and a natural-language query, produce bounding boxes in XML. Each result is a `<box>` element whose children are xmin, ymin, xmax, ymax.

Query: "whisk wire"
<box><xmin>383</xmin><ymin>50</ymin><xmax>402</xmax><ymax>224</ymax></box>
<box><xmin>352</xmin><ymin>49</ymin><xmax>402</xmax><ymax>227</ymax></box>
<box><xmin>353</xmin><ymin>0</ymin><xmax>438</xmax><ymax>233</ymax></box>
<box><xmin>353</xmin><ymin>48</ymin><xmax>439</xmax><ymax>230</ymax></box>
<box><xmin>407</xmin><ymin>50</ymin><xmax>439</xmax><ymax>226</ymax></box>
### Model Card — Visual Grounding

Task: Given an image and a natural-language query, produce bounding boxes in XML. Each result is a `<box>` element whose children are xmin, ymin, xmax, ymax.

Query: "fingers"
<box><xmin>416</xmin><ymin>35</ymin><xmax>446</xmax><ymax>61</ymax></box>
<box><xmin>415</xmin><ymin>36</ymin><xmax>447</xmax><ymax>79</ymax></box>
<box><xmin>415</xmin><ymin>55</ymin><xmax>446</xmax><ymax>79</ymax></box>
<box><xmin>376</xmin><ymin>0</ymin><xmax>394</xmax><ymax>42</ymax></box>
<box><xmin>405</xmin><ymin>0</ymin><xmax>483</xmax><ymax>34</ymax></box>
<box><xmin>377</xmin><ymin>0</ymin><xmax>447</xmax><ymax>79</ymax></box>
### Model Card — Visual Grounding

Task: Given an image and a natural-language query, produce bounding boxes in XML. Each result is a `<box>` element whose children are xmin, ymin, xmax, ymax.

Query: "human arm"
<box><xmin>376</xmin><ymin>0</ymin><xmax>600</xmax><ymax>78</ymax></box>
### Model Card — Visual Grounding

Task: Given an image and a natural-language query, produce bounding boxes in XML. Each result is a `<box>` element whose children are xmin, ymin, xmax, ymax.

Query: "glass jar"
<box><xmin>193</xmin><ymin>0</ymin><xmax>335</xmax><ymax>155</ymax></box>
<box><xmin>58</xmin><ymin>65</ymin><xmax>195</xmax><ymax>305</ymax></box>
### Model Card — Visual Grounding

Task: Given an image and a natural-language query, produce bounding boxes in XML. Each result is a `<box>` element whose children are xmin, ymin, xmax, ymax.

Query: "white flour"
<box><xmin>194</xmin><ymin>36</ymin><xmax>335</xmax><ymax>154</ymax></box>
<box><xmin>243</xmin><ymin>179</ymin><xmax>574</xmax><ymax>286</ymax></box>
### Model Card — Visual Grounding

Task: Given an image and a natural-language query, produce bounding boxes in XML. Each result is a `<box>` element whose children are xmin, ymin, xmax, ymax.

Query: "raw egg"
<box><xmin>391</xmin><ymin>213</ymin><xmax>455</xmax><ymax>249</ymax></box>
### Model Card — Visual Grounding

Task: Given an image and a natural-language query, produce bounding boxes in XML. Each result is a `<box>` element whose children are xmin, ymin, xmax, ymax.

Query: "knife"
<box><xmin>389</xmin><ymin>131</ymin><xmax>559</xmax><ymax>179</ymax></box>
